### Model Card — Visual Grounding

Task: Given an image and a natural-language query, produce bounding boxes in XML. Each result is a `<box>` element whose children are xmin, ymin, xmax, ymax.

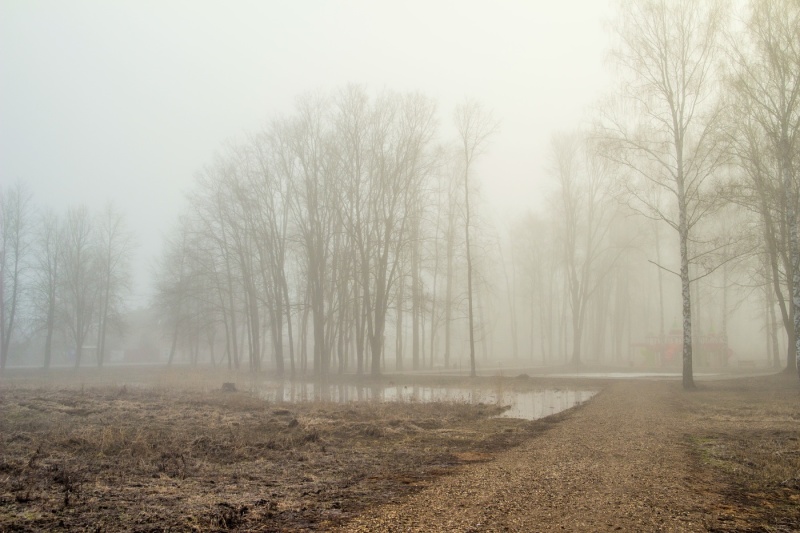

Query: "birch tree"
<box><xmin>601</xmin><ymin>0</ymin><xmax>728</xmax><ymax>389</ymax></box>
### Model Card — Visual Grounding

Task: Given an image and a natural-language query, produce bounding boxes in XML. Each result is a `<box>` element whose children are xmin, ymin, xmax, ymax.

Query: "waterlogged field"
<box><xmin>0</xmin><ymin>368</ymin><xmax>594</xmax><ymax>531</ymax></box>
<box><xmin>1</xmin><ymin>369</ymin><xmax>797</xmax><ymax>531</ymax></box>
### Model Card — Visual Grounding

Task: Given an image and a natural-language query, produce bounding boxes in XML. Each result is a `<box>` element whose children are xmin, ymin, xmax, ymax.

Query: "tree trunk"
<box><xmin>300</xmin><ymin>290</ymin><xmax>310</xmax><ymax>375</ymax></box>
<box><xmin>465</xmin><ymin>170</ymin><xmax>477</xmax><ymax>378</ymax></box>
<box><xmin>654</xmin><ymin>221</ymin><xmax>666</xmax><ymax>361</ymax></box>
<box><xmin>96</xmin><ymin>280</ymin><xmax>111</xmax><ymax>368</ymax></box>
<box><xmin>396</xmin><ymin>276</ymin><xmax>404</xmax><ymax>371</ymax></box>
<box><xmin>0</xmin><ymin>249</ymin><xmax>21</xmax><ymax>372</ymax></box>
<box><xmin>785</xmin><ymin>147</ymin><xmax>800</xmax><ymax>377</ymax></box>
<box><xmin>168</xmin><ymin>320</ymin><xmax>180</xmax><ymax>365</ymax></box>
<box><xmin>43</xmin><ymin>269</ymin><xmax>57</xmax><ymax>369</ymax></box>
<box><xmin>766</xmin><ymin>264</ymin><xmax>781</xmax><ymax>368</ymax></box>
<box><xmin>679</xmin><ymin>200</ymin><xmax>695</xmax><ymax>389</ymax></box>
<box><xmin>370</xmin><ymin>302</ymin><xmax>386</xmax><ymax>377</ymax></box>
<box><xmin>247</xmin><ymin>286</ymin><xmax>261</xmax><ymax>373</ymax></box>
<box><xmin>501</xmin><ymin>246</ymin><xmax>519</xmax><ymax>360</ymax></box>
<box><xmin>444</xmin><ymin>211</ymin><xmax>455</xmax><ymax>369</ymax></box>
<box><xmin>355</xmin><ymin>281</ymin><xmax>366</xmax><ymax>375</ymax></box>
<box><xmin>411</xmin><ymin>229</ymin><xmax>421</xmax><ymax>370</ymax></box>
<box><xmin>283</xmin><ymin>273</ymin><xmax>296</xmax><ymax>378</ymax></box>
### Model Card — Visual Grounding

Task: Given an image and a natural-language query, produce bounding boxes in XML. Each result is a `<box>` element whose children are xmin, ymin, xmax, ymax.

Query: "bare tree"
<box><xmin>600</xmin><ymin>0</ymin><xmax>728</xmax><ymax>389</ymax></box>
<box><xmin>454</xmin><ymin>100</ymin><xmax>498</xmax><ymax>377</ymax></box>
<box><xmin>726</xmin><ymin>114</ymin><xmax>795</xmax><ymax>369</ymax></box>
<box><xmin>94</xmin><ymin>204</ymin><xmax>135</xmax><ymax>367</ymax></box>
<box><xmin>251</xmin><ymin>123</ymin><xmax>297</xmax><ymax>377</ymax></box>
<box><xmin>289</xmin><ymin>94</ymin><xmax>339</xmax><ymax>377</ymax></box>
<box><xmin>0</xmin><ymin>182</ymin><xmax>33</xmax><ymax>372</ymax></box>
<box><xmin>61</xmin><ymin>206</ymin><xmax>99</xmax><ymax>368</ymax></box>
<box><xmin>154</xmin><ymin>214</ymin><xmax>214</xmax><ymax>367</ymax></box>
<box><xmin>425</xmin><ymin>163</ymin><xmax>451</xmax><ymax>369</ymax></box>
<box><xmin>364</xmin><ymin>92</ymin><xmax>437</xmax><ymax>376</ymax></box>
<box><xmin>497</xmin><ymin>236</ymin><xmax>519</xmax><ymax>361</ymax></box>
<box><xmin>155</xmin><ymin>86</ymin><xmax>449</xmax><ymax>377</ymax></box>
<box><xmin>218</xmin><ymin>154</ymin><xmax>264</xmax><ymax>373</ymax></box>
<box><xmin>549</xmin><ymin>132</ymin><xmax>622</xmax><ymax>366</ymax></box>
<box><xmin>191</xmin><ymin>164</ymin><xmax>245</xmax><ymax>370</ymax></box>
<box><xmin>441</xmin><ymin>156</ymin><xmax>463</xmax><ymax>369</ymax></box>
<box><xmin>333</xmin><ymin>86</ymin><xmax>374</xmax><ymax>375</ymax></box>
<box><xmin>728</xmin><ymin>0</ymin><xmax>800</xmax><ymax>376</ymax></box>
<box><xmin>32</xmin><ymin>209</ymin><xmax>62</xmax><ymax>369</ymax></box>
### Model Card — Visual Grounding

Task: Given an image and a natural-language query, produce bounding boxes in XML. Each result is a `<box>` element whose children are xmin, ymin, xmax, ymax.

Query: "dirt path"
<box><xmin>339</xmin><ymin>380</ymin><xmax>727</xmax><ymax>532</ymax></box>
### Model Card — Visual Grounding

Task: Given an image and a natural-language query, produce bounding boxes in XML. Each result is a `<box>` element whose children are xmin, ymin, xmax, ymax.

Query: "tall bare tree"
<box><xmin>289</xmin><ymin>94</ymin><xmax>339</xmax><ymax>377</ymax></box>
<box><xmin>364</xmin><ymin>92</ymin><xmax>437</xmax><ymax>376</ymax></box>
<box><xmin>251</xmin><ymin>123</ymin><xmax>297</xmax><ymax>377</ymax></box>
<box><xmin>191</xmin><ymin>165</ymin><xmax>245</xmax><ymax>370</ymax></box>
<box><xmin>61</xmin><ymin>206</ymin><xmax>98</xmax><ymax>368</ymax></box>
<box><xmin>94</xmin><ymin>204</ymin><xmax>135</xmax><ymax>367</ymax></box>
<box><xmin>441</xmin><ymin>157</ymin><xmax>463</xmax><ymax>369</ymax></box>
<box><xmin>154</xmin><ymin>215</ymin><xmax>205</xmax><ymax>367</ymax></box>
<box><xmin>32</xmin><ymin>210</ymin><xmax>62</xmax><ymax>369</ymax></box>
<box><xmin>549</xmin><ymin>132</ymin><xmax>621</xmax><ymax>366</ymax></box>
<box><xmin>0</xmin><ymin>182</ymin><xmax>33</xmax><ymax>372</ymax></box>
<box><xmin>218</xmin><ymin>154</ymin><xmax>263</xmax><ymax>373</ymax></box>
<box><xmin>601</xmin><ymin>0</ymin><xmax>728</xmax><ymax>389</ymax></box>
<box><xmin>728</xmin><ymin>0</ymin><xmax>800</xmax><ymax>376</ymax></box>
<box><xmin>454</xmin><ymin>100</ymin><xmax>498</xmax><ymax>377</ymax></box>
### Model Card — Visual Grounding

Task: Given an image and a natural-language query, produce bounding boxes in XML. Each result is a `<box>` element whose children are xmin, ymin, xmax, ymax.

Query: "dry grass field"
<box><xmin>0</xmin><ymin>369</ymin><xmax>539</xmax><ymax>531</ymax></box>
<box><xmin>682</xmin><ymin>374</ymin><xmax>800</xmax><ymax>530</ymax></box>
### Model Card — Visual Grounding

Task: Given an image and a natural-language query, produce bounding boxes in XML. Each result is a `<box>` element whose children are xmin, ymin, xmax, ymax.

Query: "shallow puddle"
<box><xmin>257</xmin><ymin>382</ymin><xmax>596</xmax><ymax>421</ymax></box>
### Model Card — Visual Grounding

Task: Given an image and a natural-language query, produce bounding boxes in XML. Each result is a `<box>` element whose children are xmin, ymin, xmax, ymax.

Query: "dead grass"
<box><xmin>0</xmin><ymin>376</ymin><xmax>536</xmax><ymax>531</ymax></box>
<box><xmin>684</xmin><ymin>374</ymin><xmax>800</xmax><ymax>531</ymax></box>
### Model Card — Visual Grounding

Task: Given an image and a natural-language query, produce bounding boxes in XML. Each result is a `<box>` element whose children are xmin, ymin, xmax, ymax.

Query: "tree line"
<box><xmin>153</xmin><ymin>88</ymin><xmax>497</xmax><ymax>378</ymax></box>
<box><xmin>3</xmin><ymin>0</ymin><xmax>797</xmax><ymax>387</ymax></box>
<box><xmin>0</xmin><ymin>186</ymin><xmax>134</xmax><ymax>371</ymax></box>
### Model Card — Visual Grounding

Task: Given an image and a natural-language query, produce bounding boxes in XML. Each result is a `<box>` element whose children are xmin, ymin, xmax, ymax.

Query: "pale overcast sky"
<box><xmin>0</xmin><ymin>0</ymin><xmax>612</xmax><ymax>304</ymax></box>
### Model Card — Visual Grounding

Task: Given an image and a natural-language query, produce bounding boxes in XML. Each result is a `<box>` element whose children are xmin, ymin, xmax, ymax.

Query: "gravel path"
<box><xmin>338</xmin><ymin>380</ymin><xmax>725</xmax><ymax>532</ymax></box>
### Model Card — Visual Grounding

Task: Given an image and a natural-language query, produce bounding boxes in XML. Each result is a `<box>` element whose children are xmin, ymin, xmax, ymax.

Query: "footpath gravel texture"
<box><xmin>338</xmin><ymin>380</ymin><xmax>735</xmax><ymax>532</ymax></box>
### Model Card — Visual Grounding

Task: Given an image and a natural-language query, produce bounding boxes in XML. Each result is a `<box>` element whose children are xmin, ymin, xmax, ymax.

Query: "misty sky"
<box><xmin>1</xmin><ymin>0</ymin><xmax>611</xmax><ymax>304</ymax></box>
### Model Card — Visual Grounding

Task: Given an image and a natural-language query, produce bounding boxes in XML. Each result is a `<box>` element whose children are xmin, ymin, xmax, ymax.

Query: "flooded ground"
<box><xmin>0</xmin><ymin>374</ymin><xmax>546</xmax><ymax>531</ymax></box>
<box><xmin>2</xmin><ymin>368</ymin><xmax>796</xmax><ymax>531</ymax></box>
<box><xmin>256</xmin><ymin>381</ymin><xmax>596</xmax><ymax>421</ymax></box>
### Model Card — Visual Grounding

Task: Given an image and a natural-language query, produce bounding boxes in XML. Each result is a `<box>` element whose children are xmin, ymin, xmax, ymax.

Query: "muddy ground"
<box><xmin>0</xmin><ymin>368</ymin><xmax>798</xmax><ymax>532</ymax></box>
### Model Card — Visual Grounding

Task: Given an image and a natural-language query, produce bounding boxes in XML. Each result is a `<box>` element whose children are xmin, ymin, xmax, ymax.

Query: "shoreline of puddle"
<box><xmin>254</xmin><ymin>383</ymin><xmax>597</xmax><ymax>421</ymax></box>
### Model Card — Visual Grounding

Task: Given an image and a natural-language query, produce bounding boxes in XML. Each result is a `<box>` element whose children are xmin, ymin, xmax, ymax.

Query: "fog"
<box><xmin>2</xmin><ymin>0</ymin><xmax>609</xmax><ymax>296</ymax></box>
<box><xmin>4</xmin><ymin>3</ymin><xmax>800</xmax><ymax>530</ymax></box>
<box><xmin>0</xmin><ymin>0</ymin><xmax>792</xmax><ymax>378</ymax></box>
